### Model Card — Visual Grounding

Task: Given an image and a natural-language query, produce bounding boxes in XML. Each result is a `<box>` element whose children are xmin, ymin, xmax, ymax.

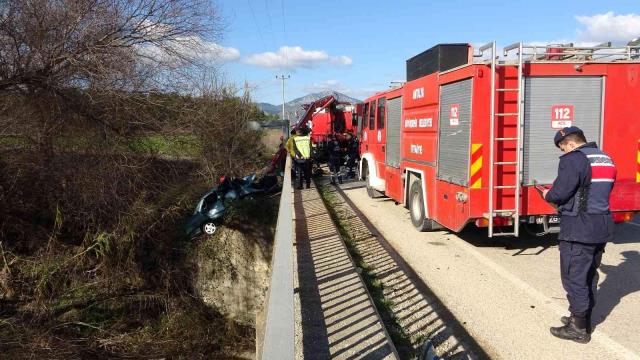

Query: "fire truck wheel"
<box><xmin>363</xmin><ymin>163</ymin><xmax>377</xmax><ymax>198</ymax></box>
<box><xmin>366</xmin><ymin>175</ymin><xmax>377</xmax><ymax>198</ymax></box>
<box><xmin>409</xmin><ymin>181</ymin><xmax>432</xmax><ymax>231</ymax></box>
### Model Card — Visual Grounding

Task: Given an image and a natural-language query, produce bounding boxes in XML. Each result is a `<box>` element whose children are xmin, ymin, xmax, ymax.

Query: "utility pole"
<box><xmin>276</xmin><ymin>74</ymin><xmax>291</xmax><ymax>139</ymax></box>
<box><xmin>276</xmin><ymin>74</ymin><xmax>290</xmax><ymax>122</ymax></box>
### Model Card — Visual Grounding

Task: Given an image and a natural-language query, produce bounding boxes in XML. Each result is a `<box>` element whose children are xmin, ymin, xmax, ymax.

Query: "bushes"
<box><xmin>0</xmin><ymin>91</ymin><xmax>274</xmax><ymax>358</ymax></box>
<box><xmin>0</xmin><ymin>1</ymin><xmax>274</xmax><ymax>355</ymax></box>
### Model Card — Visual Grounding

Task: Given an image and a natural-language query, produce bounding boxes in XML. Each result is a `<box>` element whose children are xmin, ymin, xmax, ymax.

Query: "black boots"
<box><xmin>550</xmin><ymin>316</ymin><xmax>591</xmax><ymax>344</ymax></box>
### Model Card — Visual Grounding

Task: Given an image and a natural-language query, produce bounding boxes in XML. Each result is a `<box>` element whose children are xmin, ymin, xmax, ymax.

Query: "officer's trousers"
<box><xmin>558</xmin><ymin>240</ymin><xmax>605</xmax><ymax>320</ymax></box>
<box><xmin>345</xmin><ymin>155</ymin><xmax>357</xmax><ymax>178</ymax></box>
<box><xmin>294</xmin><ymin>159</ymin><xmax>311</xmax><ymax>188</ymax></box>
<box><xmin>328</xmin><ymin>157</ymin><xmax>342</xmax><ymax>184</ymax></box>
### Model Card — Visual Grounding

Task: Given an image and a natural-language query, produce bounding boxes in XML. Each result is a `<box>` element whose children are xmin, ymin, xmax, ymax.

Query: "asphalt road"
<box><xmin>339</xmin><ymin>182</ymin><xmax>640</xmax><ymax>360</ymax></box>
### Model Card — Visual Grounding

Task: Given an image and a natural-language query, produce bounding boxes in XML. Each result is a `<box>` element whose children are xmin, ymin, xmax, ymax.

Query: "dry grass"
<box><xmin>0</xmin><ymin>94</ymin><xmax>278</xmax><ymax>358</ymax></box>
<box><xmin>0</xmin><ymin>150</ymin><xmax>265</xmax><ymax>358</ymax></box>
<box><xmin>261</xmin><ymin>128</ymin><xmax>284</xmax><ymax>152</ymax></box>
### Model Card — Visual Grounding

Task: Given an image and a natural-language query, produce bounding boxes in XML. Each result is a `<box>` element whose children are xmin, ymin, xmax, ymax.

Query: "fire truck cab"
<box><xmin>306</xmin><ymin>98</ymin><xmax>356</xmax><ymax>160</ymax></box>
<box><xmin>359</xmin><ymin>41</ymin><xmax>640</xmax><ymax>237</ymax></box>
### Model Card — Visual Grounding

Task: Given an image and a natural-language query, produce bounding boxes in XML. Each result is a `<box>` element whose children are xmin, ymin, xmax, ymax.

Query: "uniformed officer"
<box><xmin>542</xmin><ymin>126</ymin><xmax>616</xmax><ymax>343</ymax></box>
<box><xmin>345</xmin><ymin>132</ymin><xmax>359</xmax><ymax>179</ymax></box>
<box><xmin>326</xmin><ymin>134</ymin><xmax>343</xmax><ymax>185</ymax></box>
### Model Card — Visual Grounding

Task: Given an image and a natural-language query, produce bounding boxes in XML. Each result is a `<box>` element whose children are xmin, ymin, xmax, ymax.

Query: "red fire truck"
<box><xmin>358</xmin><ymin>41</ymin><xmax>640</xmax><ymax>237</ymax></box>
<box><xmin>308</xmin><ymin>101</ymin><xmax>356</xmax><ymax>151</ymax></box>
<box><xmin>293</xmin><ymin>95</ymin><xmax>357</xmax><ymax>161</ymax></box>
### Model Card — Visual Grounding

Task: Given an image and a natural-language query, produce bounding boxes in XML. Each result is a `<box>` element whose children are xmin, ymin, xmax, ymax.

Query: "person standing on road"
<box><xmin>285</xmin><ymin>129</ymin><xmax>296</xmax><ymax>157</ymax></box>
<box><xmin>326</xmin><ymin>134</ymin><xmax>343</xmax><ymax>185</ymax></box>
<box><xmin>285</xmin><ymin>129</ymin><xmax>297</xmax><ymax>178</ymax></box>
<box><xmin>345</xmin><ymin>132</ymin><xmax>359</xmax><ymax>179</ymax></box>
<box><xmin>542</xmin><ymin>126</ymin><xmax>616</xmax><ymax>344</ymax></box>
<box><xmin>292</xmin><ymin>127</ymin><xmax>312</xmax><ymax>189</ymax></box>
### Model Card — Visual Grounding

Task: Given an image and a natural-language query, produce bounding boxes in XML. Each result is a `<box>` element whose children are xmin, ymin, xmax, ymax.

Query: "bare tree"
<box><xmin>0</xmin><ymin>0</ymin><xmax>220</xmax><ymax>152</ymax></box>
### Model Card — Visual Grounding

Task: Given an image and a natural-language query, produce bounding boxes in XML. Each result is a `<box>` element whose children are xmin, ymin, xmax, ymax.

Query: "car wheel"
<box><xmin>409</xmin><ymin>181</ymin><xmax>433</xmax><ymax>232</ymax></box>
<box><xmin>202</xmin><ymin>221</ymin><xmax>218</xmax><ymax>235</ymax></box>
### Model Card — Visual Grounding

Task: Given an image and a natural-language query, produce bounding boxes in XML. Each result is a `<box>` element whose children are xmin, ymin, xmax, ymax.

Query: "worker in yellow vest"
<box><xmin>291</xmin><ymin>127</ymin><xmax>312</xmax><ymax>189</ymax></box>
<box><xmin>285</xmin><ymin>129</ymin><xmax>296</xmax><ymax>158</ymax></box>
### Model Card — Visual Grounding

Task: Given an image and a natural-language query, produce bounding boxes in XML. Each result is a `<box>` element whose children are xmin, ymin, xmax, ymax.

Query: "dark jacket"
<box><xmin>326</xmin><ymin>139</ymin><xmax>342</xmax><ymax>160</ymax></box>
<box><xmin>347</xmin><ymin>137</ymin><xmax>359</xmax><ymax>157</ymax></box>
<box><xmin>545</xmin><ymin>143</ymin><xmax>615</xmax><ymax>243</ymax></box>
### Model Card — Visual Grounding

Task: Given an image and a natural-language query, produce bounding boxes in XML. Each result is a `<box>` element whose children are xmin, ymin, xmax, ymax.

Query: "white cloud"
<box><xmin>137</xmin><ymin>37</ymin><xmax>240</xmax><ymax>65</ymax></box>
<box><xmin>330</xmin><ymin>55</ymin><xmax>353</xmax><ymax>66</ymax></box>
<box><xmin>244</xmin><ymin>46</ymin><xmax>353</xmax><ymax>69</ymax></box>
<box><xmin>133</xmin><ymin>20</ymin><xmax>240</xmax><ymax>64</ymax></box>
<box><xmin>169</xmin><ymin>37</ymin><xmax>240</xmax><ymax>62</ymax></box>
<box><xmin>198</xmin><ymin>41</ymin><xmax>241</xmax><ymax>62</ymax></box>
<box><xmin>473</xmin><ymin>12</ymin><xmax>640</xmax><ymax>61</ymax></box>
<box><xmin>138</xmin><ymin>40</ymin><xmax>239</xmax><ymax>67</ymax></box>
<box><xmin>575</xmin><ymin>12</ymin><xmax>640</xmax><ymax>43</ymax></box>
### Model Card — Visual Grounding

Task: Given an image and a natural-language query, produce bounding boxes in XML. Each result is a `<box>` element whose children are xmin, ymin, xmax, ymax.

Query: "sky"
<box><xmin>206</xmin><ymin>0</ymin><xmax>640</xmax><ymax>105</ymax></box>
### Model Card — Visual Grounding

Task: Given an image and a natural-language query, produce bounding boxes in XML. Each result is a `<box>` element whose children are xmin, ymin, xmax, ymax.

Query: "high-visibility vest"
<box><xmin>285</xmin><ymin>137</ymin><xmax>295</xmax><ymax>157</ymax></box>
<box><xmin>293</xmin><ymin>135</ymin><xmax>311</xmax><ymax>159</ymax></box>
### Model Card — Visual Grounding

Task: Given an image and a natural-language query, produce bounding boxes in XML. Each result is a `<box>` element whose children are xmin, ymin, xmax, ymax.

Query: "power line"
<box><xmin>281</xmin><ymin>0</ymin><xmax>287</xmax><ymax>44</ymax></box>
<box><xmin>264</xmin><ymin>0</ymin><xmax>277</xmax><ymax>49</ymax></box>
<box><xmin>281</xmin><ymin>0</ymin><xmax>287</xmax><ymax>61</ymax></box>
<box><xmin>247</xmin><ymin>0</ymin><xmax>267</xmax><ymax>51</ymax></box>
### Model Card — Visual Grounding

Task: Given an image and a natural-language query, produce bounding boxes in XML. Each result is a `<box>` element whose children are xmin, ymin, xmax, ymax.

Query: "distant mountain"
<box><xmin>257</xmin><ymin>91</ymin><xmax>361</xmax><ymax>120</ymax></box>
<box><xmin>257</xmin><ymin>102</ymin><xmax>280</xmax><ymax>116</ymax></box>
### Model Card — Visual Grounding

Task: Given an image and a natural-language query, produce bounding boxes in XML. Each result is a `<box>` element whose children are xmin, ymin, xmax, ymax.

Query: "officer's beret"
<box><xmin>554</xmin><ymin>126</ymin><xmax>584</xmax><ymax>148</ymax></box>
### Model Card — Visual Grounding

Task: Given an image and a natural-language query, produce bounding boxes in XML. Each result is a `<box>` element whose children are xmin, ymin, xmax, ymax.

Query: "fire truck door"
<box><xmin>437</xmin><ymin>78</ymin><xmax>472</xmax><ymax>186</ymax></box>
<box><xmin>364</xmin><ymin>99</ymin><xmax>376</xmax><ymax>154</ymax></box>
<box><xmin>375</xmin><ymin>98</ymin><xmax>387</xmax><ymax>177</ymax></box>
<box><xmin>436</xmin><ymin>78</ymin><xmax>473</xmax><ymax>229</ymax></box>
<box><xmin>356</xmin><ymin>106</ymin><xmax>363</xmax><ymax>136</ymax></box>
<box><xmin>523</xmin><ymin>76</ymin><xmax>603</xmax><ymax>184</ymax></box>
<box><xmin>385</xmin><ymin>96</ymin><xmax>402</xmax><ymax>168</ymax></box>
<box><xmin>360</xmin><ymin>102</ymin><xmax>369</xmax><ymax>153</ymax></box>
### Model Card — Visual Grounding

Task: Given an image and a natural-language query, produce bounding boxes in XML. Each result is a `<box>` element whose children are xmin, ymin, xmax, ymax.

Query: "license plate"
<box><xmin>548</xmin><ymin>216</ymin><xmax>560</xmax><ymax>224</ymax></box>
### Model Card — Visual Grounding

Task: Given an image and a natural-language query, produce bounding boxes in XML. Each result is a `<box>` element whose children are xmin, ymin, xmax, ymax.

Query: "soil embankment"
<box><xmin>0</xmin><ymin>149</ymin><xmax>277</xmax><ymax>359</ymax></box>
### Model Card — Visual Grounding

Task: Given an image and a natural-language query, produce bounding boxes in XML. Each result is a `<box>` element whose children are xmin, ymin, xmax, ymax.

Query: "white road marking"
<box><xmin>447</xmin><ymin>236</ymin><xmax>639</xmax><ymax>359</ymax></box>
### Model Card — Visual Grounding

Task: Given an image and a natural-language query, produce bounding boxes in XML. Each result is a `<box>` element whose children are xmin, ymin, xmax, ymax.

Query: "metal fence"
<box><xmin>260</xmin><ymin>156</ymin><xmax>294</xmax><ymax>360</ymax></box>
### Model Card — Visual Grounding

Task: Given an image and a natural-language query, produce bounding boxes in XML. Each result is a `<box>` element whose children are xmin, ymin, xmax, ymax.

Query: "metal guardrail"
<box><xmin>260</xmin><ymin>156</ymin><xmax>294</xmax><ymax>360</ymax></box>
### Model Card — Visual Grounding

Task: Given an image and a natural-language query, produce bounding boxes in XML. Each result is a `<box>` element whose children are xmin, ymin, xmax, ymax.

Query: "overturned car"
<box><xmin>184</xmin><ymin>173</ymin><xmax>279</xmax><ymax>237</ymax></box>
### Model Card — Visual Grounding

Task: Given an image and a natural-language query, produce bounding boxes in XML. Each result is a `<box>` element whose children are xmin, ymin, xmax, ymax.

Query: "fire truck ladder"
<box><xmin>480</xmin><ymin>41</ymin><xmax>525</xmax><ymax>237</ymax></box>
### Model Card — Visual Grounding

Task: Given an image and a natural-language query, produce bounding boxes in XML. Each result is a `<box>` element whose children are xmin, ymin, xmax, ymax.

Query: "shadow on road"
<box><xmin>332</xmin><ymin>184</ymin><xmax>491</xmax><ymax>360</ymax></box>
<box><xmin>611</xmin><ymin>216</ymin><xmax>640</xmax><ymax>244</ymax></box>
<box><xmin>294</xmin><ymin>187</ymin><xmax>395</xmax><ymax>359</ymax></box>
<box><xmin>592</xmin><ymin>250</ymin><xmax>640</xmax><ymax>326</ymax></box>
<box><xmin>456</xmin><ymin>225</ymin><xmax>559</xmax><ymax>255</ymax></box>
<box><xmin>449</xmin><ymin>215</ymin><xmax>640</xmax><ymax>254</ymax></box>
<box><xmin>294</xmin><ymin>189</ymin><xmax>331</xmax><ymax>360</ymax></box>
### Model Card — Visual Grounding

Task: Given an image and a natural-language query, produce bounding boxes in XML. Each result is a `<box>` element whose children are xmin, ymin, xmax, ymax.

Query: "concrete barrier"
<box><xmin>260</xmin><ymin>156</ymin><xmax>294</xmax><ymax>360</ymax></box>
